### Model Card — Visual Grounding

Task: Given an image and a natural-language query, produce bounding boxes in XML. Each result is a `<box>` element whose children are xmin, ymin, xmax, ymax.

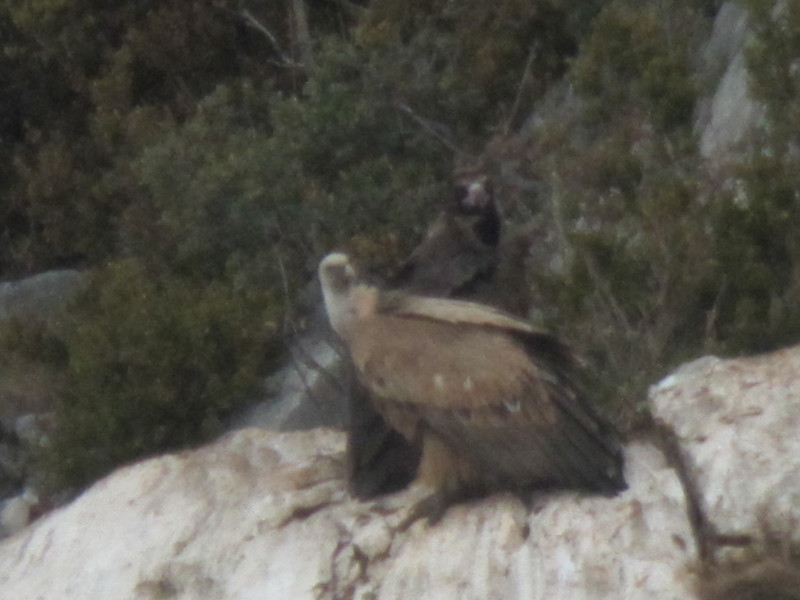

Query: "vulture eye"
<box><xmin>335</xmin><ymin>266</ymin><xmax>355</xmax><ymax>290</ymax></box>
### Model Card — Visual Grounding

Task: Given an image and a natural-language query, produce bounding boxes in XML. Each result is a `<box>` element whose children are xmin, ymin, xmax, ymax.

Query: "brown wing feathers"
<box><xmin>515</xmin><ymin>332</ymin><xmax>626</xmax><ymax>491</ymax></box>
<box><xmin>351</xmin><ymin>309</ymin><xmax>624</xmax><ymax>493</ymax></box>
<box><xmin>318</xmin><ymin>252</ymin><xmax>626</xmax><ymax>510</ymax></box>
<box><xmin>388</xmin><ymin>323</ymin><xmax>625</xmax><ymax>494</ymax></box>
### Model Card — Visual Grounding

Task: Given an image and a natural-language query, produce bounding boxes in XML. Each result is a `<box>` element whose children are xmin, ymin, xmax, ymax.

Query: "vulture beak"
<box><xmin>453</xmin><ymin>177</ymin><xmax>492</xmax><ymax>215</ymax></box>
<box><xmin>462</xmin><ymin>181</ymin><xmax>490</xmax><ymax>209</ymax></box>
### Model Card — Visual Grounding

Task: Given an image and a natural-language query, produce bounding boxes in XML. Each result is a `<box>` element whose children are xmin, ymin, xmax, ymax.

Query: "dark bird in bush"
<box><xmin>320</xmin><ymin>252</ymin><xmax>626</xmax><ymax>523</ymax></box>
<box><xmin>390</xmin><ymin>174</ymin><xmax>500</xmax><ymax>298</ymax></box>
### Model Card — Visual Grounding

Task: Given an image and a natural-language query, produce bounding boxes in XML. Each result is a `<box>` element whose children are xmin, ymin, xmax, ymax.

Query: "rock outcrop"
<box><xmin>0</xmin><ymin>269</ymin><xmax>84</xmax><ymax>324</ymax></box>
<box><xmin>3</xmin><ymin>343</ymin><xmax>800</xmax><ymax>599</ymax></box>
<box><xmin>0</xmin><ymin>430</ymin><xmax>694</xmax><ymax>599</ymax></box>
<box><xmin>651</xmin><ymin>349</ymin><xmax>800</xmax><ymax>559</ymax></box>
<box><xmin>695</xmin><ymin>2</ymin><xmax>765</xmax><ymax>163</ymax></box>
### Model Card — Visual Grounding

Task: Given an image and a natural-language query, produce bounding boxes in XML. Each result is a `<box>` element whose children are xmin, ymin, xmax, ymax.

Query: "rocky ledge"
<box><xmin>2</xmin><ymin>345</ymin><xmax>800</xmax><ymax>599</ymax></box>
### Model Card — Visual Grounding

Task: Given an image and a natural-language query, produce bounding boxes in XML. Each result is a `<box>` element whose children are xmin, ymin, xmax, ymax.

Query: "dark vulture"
<box><xmin>320</xmin><ymin>253</ymin><xmax>626</xmax><ymax>520</ymax></box>
<box><xmin>390</xmin><ymin>175</ymin><xmax>501</xmax><ymax>299</ymax></box>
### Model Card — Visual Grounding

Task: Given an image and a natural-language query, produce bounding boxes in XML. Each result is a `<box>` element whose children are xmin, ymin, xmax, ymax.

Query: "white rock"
<box><xmin>0</xmin><ymin>489</ymin><xmax>37</xmax><ymax>538</ymax></box>
<box><xmin>650</xmin><ymin>346</ymin><xmax>800</xmax><ymax>549</ymax></box>
<box><xmin>377</xmin><ymin>442</ymin><xmax>695</xmax><ymax>600</ymax></box>
<box><xmin>0</xmin><ymin>427</ymin><xmax>697</xmax><ymax>600</ymax></box>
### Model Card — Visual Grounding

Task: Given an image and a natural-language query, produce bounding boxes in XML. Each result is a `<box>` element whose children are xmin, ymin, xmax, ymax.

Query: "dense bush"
<box><xmin>711</xmin><ymin>0</ymin><xmax>800</xmax><ymax>352</ymax></box>
<box><xmin>4</xmin><ymin>0</ymin><xmax>800</xmax><ymax>490</ymax></box>
<box><xmin>519</xmin><ymin>0</ymin><xmax>708</xmax><ymax>425</ymax></box>
<box><xmin>43</xmin><ymin>260</ymin><xmax>281</xmax><ymax>490</ymax></box>
<box><xmin>523</xmin><ymin>0</ymin><xmax>800</xmax><ymax>426</ymax></box>
<box><xmin>32</xmin><ymin>9</ymin><xmax>519</xmax><ymax>489</ymax></box>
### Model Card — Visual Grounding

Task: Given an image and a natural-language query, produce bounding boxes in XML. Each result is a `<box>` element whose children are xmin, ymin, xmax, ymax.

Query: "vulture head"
<box><xmin>319</xmin><ymin>253</ymin><xmax>376</xmax><ymax>343</ymax></box>
<box><xmin>453</xmin><ymin>177</ymin><xmax>492</xmax><ymax>213</ymax></box>
<box><xmin>451</xmin><ymin>176</ymin><xmax>499</xmax><ymax>246</ymax></box>
<box><xmin>319</xmin><ymin>253</ymin><xmax>356</xmax><ymax>338</ymax></box>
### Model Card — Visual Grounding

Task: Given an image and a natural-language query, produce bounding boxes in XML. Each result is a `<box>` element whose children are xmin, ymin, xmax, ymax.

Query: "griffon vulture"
<box><xmin>320</xmin><ymin>252</ymin><xmax>626</xmax><ymax>520</ymax></box>
<box><xmin>350</xmin><ymin>175</ymin><xmax>502</xmax><ymax>499</ymax></box>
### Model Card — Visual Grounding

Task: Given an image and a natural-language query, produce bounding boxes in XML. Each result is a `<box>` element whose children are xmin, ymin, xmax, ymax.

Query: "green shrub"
<box><xmin>704</xmin><ymin>1</ymin><xmax>800</xmax><ymax>352</ymax></box>
<box><xmin>43</xmin><ymin>260</ymin><xmax>281</xmax><ymax>490</ymax></box>
<box><xmin>524</xmin><ymin>0</ymin><xmax>709</xmax><ymax>426</ymax></box>
<box><xmin>526</xmin><ymin>0</ymin><xmax>800</xmax><ymax>428</ymax></box>
<box><xmin>572</xmin><ymin>0</ymin><xmax>697</xmax><ymax>133</ymax></box>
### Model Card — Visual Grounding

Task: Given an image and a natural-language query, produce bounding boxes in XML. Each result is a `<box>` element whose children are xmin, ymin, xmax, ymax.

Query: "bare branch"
<box><xmin>394</xmin><ymin>101</ymin><xmax>464</xmax><ymax>155</ymax></box>
<box><xmin>272</xmin><ymin>244</ymin><xmax>297</xmax><ymax>339</ymax></box>
<box><xmin>504</xmin><ymin>44</ymin><xmax>537</xmax><ymax>135</ymax></box>
<box><xmin>238</xmin><ymin>7</ymin><xmax>301</xmax><ymax>68</ymax></box>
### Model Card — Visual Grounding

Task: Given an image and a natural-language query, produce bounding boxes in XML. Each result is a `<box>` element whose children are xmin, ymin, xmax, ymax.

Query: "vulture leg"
<box><xmin>369</xmin><ymin>483</ymin><xmax>449</xmax><ymax>530</ymax></box>
<box><xmin>347</xmin><ymin>364</ymin><xmax>420</xmax><ymax>498</ymax></box>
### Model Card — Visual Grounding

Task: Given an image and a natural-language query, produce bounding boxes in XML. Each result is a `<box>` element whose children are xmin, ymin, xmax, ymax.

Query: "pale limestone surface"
<box><xmin>0</xmin><ymin>429</ymin><xmax>348</xmax><ymax>600</ymax></box>
<box><xmin>0</xmin><ymin>428</ymin><xmax>695</xmax><ymax>600</ymax></box>
<box><xmin>651</xmin><ymin>347</ymin><xmax>800</xmax><ymax>548</ymax></box>
<box><xmin>6</xmin><ymin>343</ymin><xmax>800</xmax><ymax>598</ymax></box>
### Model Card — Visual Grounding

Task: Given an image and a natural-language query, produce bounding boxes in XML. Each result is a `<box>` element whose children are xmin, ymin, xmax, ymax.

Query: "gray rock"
<box><xmin>695</xmin><ymin>2</ymin><xmax>766</xmax><ymax>162</ymax></box>
<box><xmin>0</xmin><ymin>269</ymin><xmax>84</xmax><ymax>323</ymax></box>
<box><xmin>14</xmin><ymin>414</ymin><xmax>52</xmax><ymax>448</ymax></box>
<box><xmin>702</xmin><ymin>2</ymin><xmax>752</xmax><ymax>74</ymax></box>
<box><xmin>0</xmin><ymin>490</ymin><xmax>37</xmax><ymax>539</ymax></box>
<box><xmin>4</xmin><ymin>340</ymin><xmax>800</xmax><ymax>597</ymax></box>
<box><xmin>230</xmin><ymin>332</ymin><xmax>349</xmax><ymax>431</ymax></box>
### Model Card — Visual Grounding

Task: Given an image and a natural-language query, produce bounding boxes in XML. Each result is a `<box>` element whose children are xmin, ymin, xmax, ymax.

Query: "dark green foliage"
<box><xmin>705</xmin><ymin>1</ymin><xmax>800</xmax><ymax>352</ymax></box>
<box><xmin>526</xmin><ymin>0</ymin><xmax>708</xmax><ymax>425</ymax></box>
<box><xmin>745</xmin><ymin>0</ymin><xmax>800</xmax><ymax>131</ymax></box>
<box><xmin>0</xmin><ymin>0</ymin><xmax>281</xmax><ymax>274</ymax></box>
<box><xmin>265</xmin><ymin>37</ymin><xmax>453</xmax><ymax>264</ymax></box>
<box><xmin>710</xmin><ymin>149</ymin><xmax>800</xmax><ymax>352</ymax></box>
<box><xmin>528</xmin><ymin>0</ymin><xmax>800</xmax><ymax>426</ymax></box>
<box><xmin>4</xmin><ymin>0</ymin><xmax>800</xmax><ymax>488</ymax></box>
<box><xmin>0</xmin><ymin>317</ymin><xmax>68</xmax><ymax>368</ymax></box>
<box><xmin>572</xmin><ymin>0</ymin><xmax>697</xmax><ymax>132</ymax></box>
<box><xmin>44</xmin><ymin>260</ymin><xmax>281</xmax><ymax>489</ymax></box>
<box><xmin>357</xmin><ymin>1</ymin><xmax>579</xmax><ymax>133</ymax></box>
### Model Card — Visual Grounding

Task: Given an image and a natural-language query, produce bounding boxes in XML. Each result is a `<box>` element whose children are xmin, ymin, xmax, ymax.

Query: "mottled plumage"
<box><xmin>320</xmin><ymin>253</ymin><xmax>626</xmax><ymax>516</ymax></box>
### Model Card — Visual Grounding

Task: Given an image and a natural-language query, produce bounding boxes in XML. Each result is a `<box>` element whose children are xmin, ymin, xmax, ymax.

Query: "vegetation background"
<box><xmin>1</xmin><ymin>0</ymin><xmax>798</xmax><ymax>493</ymax></box>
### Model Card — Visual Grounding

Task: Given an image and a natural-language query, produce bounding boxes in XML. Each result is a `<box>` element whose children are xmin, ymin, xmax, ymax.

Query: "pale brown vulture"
<box><xmin>349</xmin><ymin>175</ymin><xmax>502</xmax><ymax>499</ymax></box>
<box><xmin>320</xmin><ymin>253</ymin><xmax>626</xmax><ymax>518</ymax></box>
